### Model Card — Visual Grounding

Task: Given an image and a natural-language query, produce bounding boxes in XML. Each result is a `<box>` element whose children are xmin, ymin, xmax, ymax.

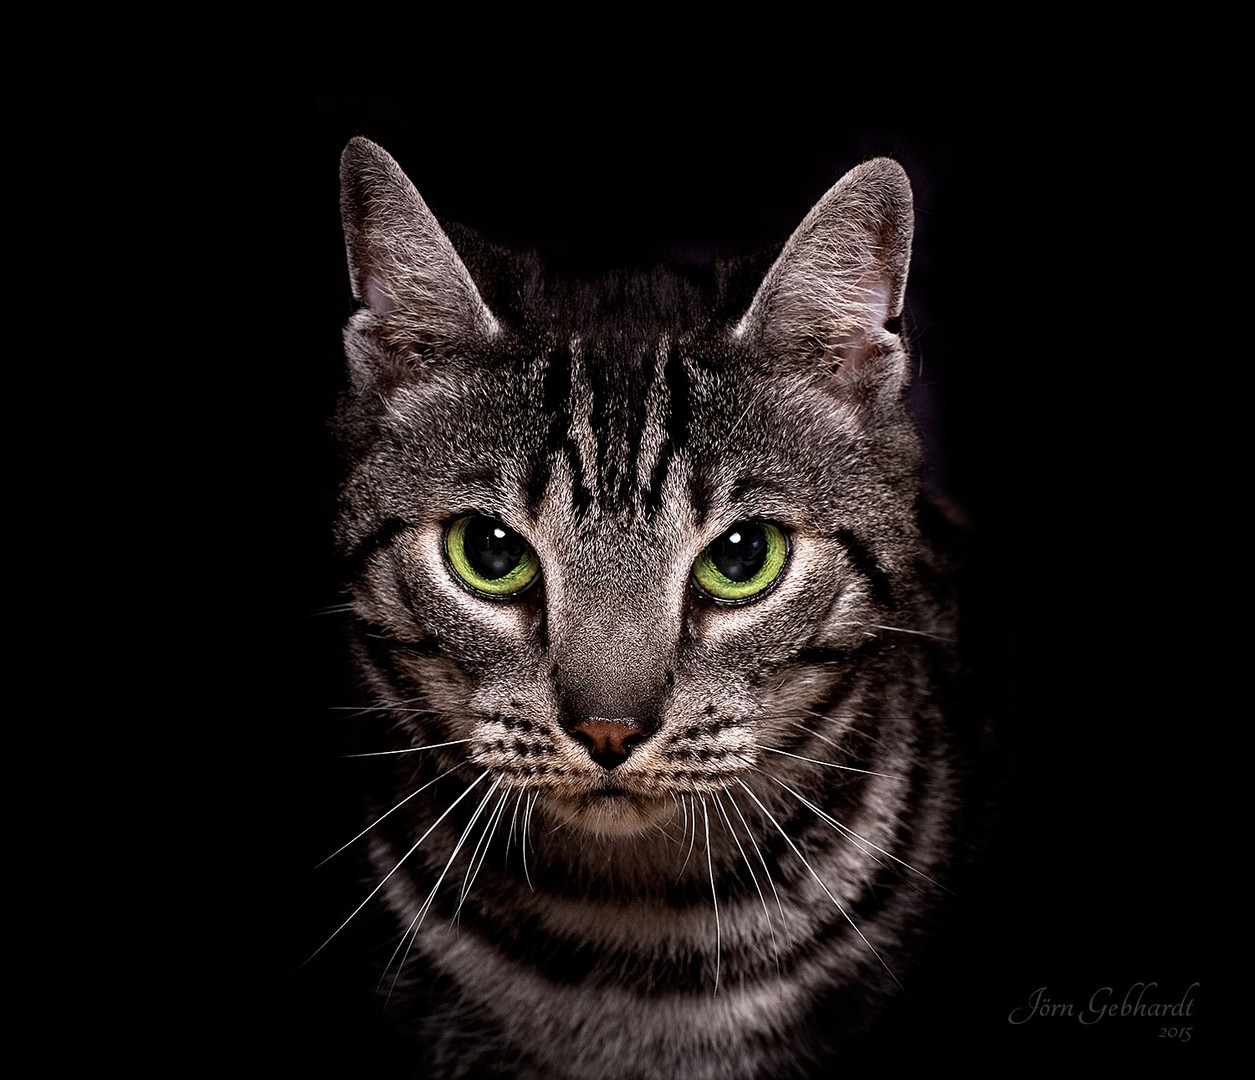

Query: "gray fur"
<box><xmin>330</xmin><ymin>137</ymin><xmax>967</xmax><ymax>1079</ymax></box>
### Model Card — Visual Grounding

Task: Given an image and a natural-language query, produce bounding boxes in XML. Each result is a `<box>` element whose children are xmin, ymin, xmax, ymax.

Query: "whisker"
<box><xmin>661</xmin><ymin>794</ymin><xmax>686</xmax><ymax>847</ymax></box>
<box><xmin>457</xmin><ymin>788</ymin><xmax>512</xmax><ymax>915</ymax></box>
<box><xmin>780</xmin><ymin>718</ymin><xmax>846</xmax><ymax>754</ymax></box>
<box><xmin>503</xmin><ymin>786</ymin><xmax>527</xmax><ymax>868</ymax></box>
<box><xmin>521</xmin><ymin>790</ymin><xmax>538</xmax><ymax>892</ymax></box>
<box><xmin>310</xmin><ymin>602</ymin><xmax>354</xmax><ymax>617</ymax></box>
<box><xmin>767</xmin><ymin>774</ymin><xmax>947</xmax><ymax>893</ymax></box>
<box><xmin>677</xmin><ymin>795</ymin><xmax>698</xmax><ymax>881</ymax></box>
<box><xmin>384</xmin><ymin>778</ymin><xmax>503</xmax><ymax>997</ymax></box>
<box><xmin>784</xmin><ymin>707</ymin><xmax>921</xmax><ymax>734</ymax></box>
<box><xmin>317</xmin><ymin>759</ymin><xmax>470</xmax><ymax>868</ymax></box>
<box><xmin>304</xmin><ymin>771</ymin><xmax>490</xmax><ymax>968</ymax></box>
<box><xmin>724</xmin><ymin>788</ymin><xmax>787</xmax><ymax>926</ymax></box>
<box><xmin>327</xmin><ymin>695</ymin><xmax>435</xmax><ymax>720</ymax></box>
<box><xmin>351</xmin><ymin>707</ymin><xmax>445</xmax><ymax>717</ymax></box>
<box><xmin>754</xmin><ymin>743</ymin><xmax>901</xmax><ymax>780</ymax></box>
<box><xmin>702</xmin><ymin>795</ymin><xmax>720</xmax><ymax>995</ymax></box>
<box><xmin>866</xmin><ymin>623</ymin><xmax>953</xmax><ymax>642</ymax></box>
<box><xmin>713</xmin><ymin>790</ymin><xmax>780</xmax><ymax>973</ymax></box>
<box><xmin>773</xmin><ymin>715</ymin><xmax>901</xmax><ymax>771</ymax></box>
<box><xmin>345</xmin><ymin>738</ymin><xmax>472</xmax><ymax>759</ymax></box>
<box><xmin>734</xmin><ymin>778</ymin><xmax>902</xmax><ymax>991</ymax></box>
<box><xmin>777</xmin><ymin>711</ymin><xmax>933</xmax><ymax>771</ymax></box>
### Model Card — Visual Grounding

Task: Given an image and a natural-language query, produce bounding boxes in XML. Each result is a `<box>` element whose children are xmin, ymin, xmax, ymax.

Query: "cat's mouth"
<box><xmin>544</xmin><ymin>785</ymin><xmax>673</xmax><ymax>836</ymax></box>
<box><xmin>587</xmin><ymin>782</ymin><xmax>631</xmax><ymax>800</ymax></box>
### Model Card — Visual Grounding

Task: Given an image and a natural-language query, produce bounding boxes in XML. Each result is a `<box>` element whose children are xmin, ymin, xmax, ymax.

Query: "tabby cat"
<box><xmin>324</xmin><ymin>136</ymin><xmax>979</xmax><ymax>1079</ymax></box>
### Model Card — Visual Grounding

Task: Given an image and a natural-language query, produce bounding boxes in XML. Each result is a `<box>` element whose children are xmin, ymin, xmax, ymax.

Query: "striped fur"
<box><xmin>330</xmin><ymin>138</ymin><xmax>968</xmax><ymax>1079</ymax></box>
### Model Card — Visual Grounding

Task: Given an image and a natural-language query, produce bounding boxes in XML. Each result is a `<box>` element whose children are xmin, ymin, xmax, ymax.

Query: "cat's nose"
<box><xmin>568</xmin><ymin>717</ymin><xmax>647</xmax><ymax>770</ymax></box>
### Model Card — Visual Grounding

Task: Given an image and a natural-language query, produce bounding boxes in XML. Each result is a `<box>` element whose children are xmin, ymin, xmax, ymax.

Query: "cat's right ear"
<box><xmin>339</xmin><ymin>138</ymin><xmax>499</xmax><ymax>371</ymax></box>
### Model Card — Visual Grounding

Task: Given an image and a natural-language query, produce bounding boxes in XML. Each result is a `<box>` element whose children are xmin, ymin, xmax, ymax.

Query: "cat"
<box><xmin>320</xmin><ymin>136</ymin><xmax>987</xmax><ymax>1079</ymax></box>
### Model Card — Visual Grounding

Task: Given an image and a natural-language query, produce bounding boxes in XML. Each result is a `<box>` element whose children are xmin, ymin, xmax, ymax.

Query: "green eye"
<box><xmin>445</xmin><ymin>515</ymin><xmax>541</xmax><ymax>597</ymax></box>
<box><xmin>692</xmin><ymin>521</ymin><xmax>788</xmax><ymax>603</ymax></box>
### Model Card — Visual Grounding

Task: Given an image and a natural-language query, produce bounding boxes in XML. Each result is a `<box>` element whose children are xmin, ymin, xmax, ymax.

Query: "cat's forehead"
<box><xmin>370</xmin><ymin>324</ymin><xmax>852</xmax><ymax>542</ymax></box>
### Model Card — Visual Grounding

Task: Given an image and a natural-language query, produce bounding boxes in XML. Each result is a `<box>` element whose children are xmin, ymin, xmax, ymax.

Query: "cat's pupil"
<box><xmin>709</xmin><ymin>523</ymin><xmax>768</xmax><ymax>582</ymax></box>
<box><xmin>464</xmin><ymin>516</ymin><xmax>527</xmax><ymax>580</ymax></box>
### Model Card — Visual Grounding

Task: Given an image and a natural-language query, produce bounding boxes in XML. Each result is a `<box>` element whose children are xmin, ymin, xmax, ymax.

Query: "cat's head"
<box><xmin>336</xmin><ymin>137</ymin><xmax>920</xmax><ymax>836</ymax></box>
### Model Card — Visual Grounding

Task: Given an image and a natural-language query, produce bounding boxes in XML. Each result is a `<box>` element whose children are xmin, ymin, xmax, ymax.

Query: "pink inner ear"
<box><xmin>363</xmin><ymin>273</ymin><xmax>396</xmax><ymax>316</ymax></box>
<box><xmin>860</xmin><ymin>278</ymin><xmax>892</xmax><ymax>331</ymax></box>
<box><xmin>827</xmin><ymin>275</ymin><xmax>893</xmax><ymax>369</ymax></box>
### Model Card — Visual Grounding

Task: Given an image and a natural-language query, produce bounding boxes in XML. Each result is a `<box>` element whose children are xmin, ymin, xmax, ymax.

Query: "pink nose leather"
<box><xmin>569</xmin><ymin>718</ymin><xmax>647</xmax><ymax>770</ymax></box>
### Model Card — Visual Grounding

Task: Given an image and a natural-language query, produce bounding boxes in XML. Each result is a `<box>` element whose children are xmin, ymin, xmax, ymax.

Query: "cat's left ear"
<box><xmin>735</xmin><ymin>158</ymin><xmax>913</xmax><ymax>400</ymax></box>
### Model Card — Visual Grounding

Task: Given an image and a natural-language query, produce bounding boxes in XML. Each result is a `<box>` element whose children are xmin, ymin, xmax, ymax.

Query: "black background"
<box><xmin>275</xmin><ymin>94</ymin><xmax>1204</xmax><ymax>1072</ymax></box>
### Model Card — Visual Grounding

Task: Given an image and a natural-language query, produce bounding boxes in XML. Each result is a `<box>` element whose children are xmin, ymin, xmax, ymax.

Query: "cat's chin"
<box><xmin>543</xmin><ymin>790</ymin><xmax>673</xmax><ymax>837</ymax></box>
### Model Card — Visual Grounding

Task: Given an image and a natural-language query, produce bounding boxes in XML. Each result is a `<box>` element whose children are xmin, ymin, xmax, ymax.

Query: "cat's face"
<box><xmin>337</xmin><ymin>138</ymin><xmax>920</xmax><ymax>837</ymax></box>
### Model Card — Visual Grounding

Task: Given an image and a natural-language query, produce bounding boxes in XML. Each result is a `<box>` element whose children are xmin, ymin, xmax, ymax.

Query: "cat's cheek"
<box><xmin>814</xmin><ymin>589</ymin><xmax>877</xmax><ymax>653</ymax></box>
<box><xmin>689</xmin><ymin>601</ymin><xmax>787</xmax><ymax>655</ymax></box>
<box><xmin>447</xmin><ymin>593</ymin><xmax>537</xmax><ymax>644</ymax></box>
